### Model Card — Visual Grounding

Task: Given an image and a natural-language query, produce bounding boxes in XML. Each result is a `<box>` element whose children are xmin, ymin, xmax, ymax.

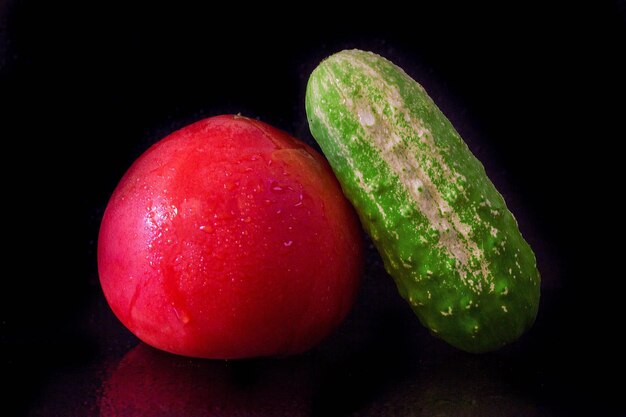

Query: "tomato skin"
<box><xmin>98</xmin><ymin>115</ymin><xmax>363</xmax><ymax>358</ymax></box>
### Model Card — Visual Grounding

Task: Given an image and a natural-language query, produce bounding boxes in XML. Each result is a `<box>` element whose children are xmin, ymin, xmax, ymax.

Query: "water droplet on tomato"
<box><xmin>173</xmin><ymin>306</ymin><xmax>190</xmax><ymax>324</ymax></box>
<box><xmin>270</xmin><ymin>181</ymin><xmax>285</xmax><ymax>192</ymax></box>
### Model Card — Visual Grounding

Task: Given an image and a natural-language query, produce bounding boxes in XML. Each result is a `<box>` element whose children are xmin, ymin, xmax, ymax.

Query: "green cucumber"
<box><xmin>305</xmin><ymin>49</ymin><xmax>540</xmax><ymax>352</ymax></box>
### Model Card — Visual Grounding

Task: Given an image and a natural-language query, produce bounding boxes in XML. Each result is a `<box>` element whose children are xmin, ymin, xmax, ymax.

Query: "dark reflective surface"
<box><xmin>98</xmin><ymin>339</ymin><xmax>543</xmax><ymax>417</ymax></box>
<box><xmin>356</xmin><ymin>355</ymin><xmax>542</xmax><ymax>417</ymax></box>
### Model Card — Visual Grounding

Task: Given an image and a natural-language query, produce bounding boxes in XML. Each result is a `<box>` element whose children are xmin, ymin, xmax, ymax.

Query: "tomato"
<box><xmin>98</xmin><ymin>115</ymin><xmax>363</xmax><ymax>358</ymax></box>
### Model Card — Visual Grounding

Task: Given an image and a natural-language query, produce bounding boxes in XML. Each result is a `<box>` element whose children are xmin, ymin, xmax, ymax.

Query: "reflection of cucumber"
<box><xmin>305</xmin><ymin>49</ymin><xmax>540</xmax><ymax>352</ymax></box>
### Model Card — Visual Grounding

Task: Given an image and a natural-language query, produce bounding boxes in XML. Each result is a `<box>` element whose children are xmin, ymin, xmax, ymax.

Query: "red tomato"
<box><xmin>98</xmin><ymin>115</ymin><xmax>363</xmax><ymax>358</ymax></box>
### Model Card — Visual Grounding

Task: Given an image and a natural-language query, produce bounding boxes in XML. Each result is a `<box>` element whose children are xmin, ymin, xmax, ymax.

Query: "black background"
<box><xmin>2</xmin><ymin>1</ymin><xmax>625</xmax><ymax>416</ymax></box>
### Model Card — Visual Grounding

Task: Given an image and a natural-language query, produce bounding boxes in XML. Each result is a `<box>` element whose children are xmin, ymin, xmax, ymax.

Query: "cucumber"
<box><xmin>305</xmin><ymin>49</ymin><xmax>540</xmax><ymax>352</ymax></box>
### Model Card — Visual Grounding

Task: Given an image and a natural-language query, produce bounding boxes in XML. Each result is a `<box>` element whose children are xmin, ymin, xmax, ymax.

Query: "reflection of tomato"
<box><xmin>98</xmin><ymin>115</ymin><xmax>363</xmax><ymax>358</ymax></box>
<box><xmin>99</xmin><ymin>343</ymin><xmax>313</xmax><ymax>417</ymax></box>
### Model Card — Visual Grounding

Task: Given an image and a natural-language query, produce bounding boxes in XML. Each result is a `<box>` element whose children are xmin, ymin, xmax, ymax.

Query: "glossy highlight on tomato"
<box><xmin>98</xmin><ymin>115</ymin><xmax>363</xmax><ymax>359</ymax></box>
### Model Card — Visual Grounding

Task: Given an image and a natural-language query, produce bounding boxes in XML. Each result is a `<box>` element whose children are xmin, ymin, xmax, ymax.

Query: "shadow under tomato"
<box><xmin>98</xmin><ymin>343</ymin><xmax>314</xmax><ymax>417</ymax></box>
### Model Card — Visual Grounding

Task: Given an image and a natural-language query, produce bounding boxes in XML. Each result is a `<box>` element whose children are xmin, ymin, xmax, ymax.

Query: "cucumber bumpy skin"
<box><xmin>305</xmin><ymin>49</ymin><xmax>540</xmax><ymax>352</ymax></box>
